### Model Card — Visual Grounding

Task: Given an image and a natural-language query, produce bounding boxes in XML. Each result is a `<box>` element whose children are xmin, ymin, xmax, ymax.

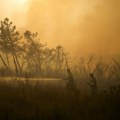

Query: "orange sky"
<box><xmin>0</xmin><ymin>0</ymin><xmax>120</xmax><ymax>56</ymax></box>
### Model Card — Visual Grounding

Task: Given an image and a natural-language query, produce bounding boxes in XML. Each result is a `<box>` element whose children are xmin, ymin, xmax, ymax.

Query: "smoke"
<box><xmin>26</xmin><ymin>0</ymin><xmax>120</xmax><ymax>56</ymax></box>
<box><xmin>0</xmin><ymin>0</ymin><xmax>120</xmax><ymax>56</ymax></box>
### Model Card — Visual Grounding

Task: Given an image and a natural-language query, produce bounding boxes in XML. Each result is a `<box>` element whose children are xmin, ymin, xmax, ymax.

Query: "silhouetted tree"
<box><xmin>54</xmin><ymin>45</ymin><xmax>65</xmax><ymax>75</ymax></box>
<box><xmin>42</xmin><ymin>48</ymin><xmax>56</xmax><ymax>76</ymax></box>
<box><xmin>24</xmin><ymin>30</ymin><xmax>46</xmax><ymax>75</ymax></box>
<box><xmin>0</xmin><ymin>18</ymin><xmax>23</xmax><ymax>74</ymax></box>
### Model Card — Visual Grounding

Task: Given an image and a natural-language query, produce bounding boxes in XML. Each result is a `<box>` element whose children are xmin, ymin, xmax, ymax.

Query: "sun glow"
<box><xmin>15</xmin><ymin>0</ymin><xmax>28</xmax><ymax>6</ymax></box>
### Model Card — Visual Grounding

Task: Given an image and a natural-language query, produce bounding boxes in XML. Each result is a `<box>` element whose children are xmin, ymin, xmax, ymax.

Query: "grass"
<box><xmin>0</xmin><ymin>78</ymin><xmax>120</xmax><ymax>120</ymax></box>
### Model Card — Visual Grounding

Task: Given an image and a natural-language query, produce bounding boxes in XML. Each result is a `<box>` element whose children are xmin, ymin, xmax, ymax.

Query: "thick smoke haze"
<box><xmin>0</xmin><ymin>0</ymin><xmax>120</xmax><ymax>56</ymax></box>
<box><xmin>27</xmin><ymin>0</ymin><xmax>120</xmax><ymax>56</ymax></box>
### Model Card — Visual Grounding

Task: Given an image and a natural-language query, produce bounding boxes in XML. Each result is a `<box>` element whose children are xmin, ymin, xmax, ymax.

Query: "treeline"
<box><xmin>0</xmin><ymin>18</ymin><xmax>68</xmax><ymax>77</ymax></box>
<box><xmin>0</xmin><ymin>18</ymin><xmax>120</xmax><ymax>81</ymax></box>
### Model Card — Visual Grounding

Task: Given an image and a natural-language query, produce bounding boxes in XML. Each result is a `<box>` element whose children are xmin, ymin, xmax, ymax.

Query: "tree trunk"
<box><xmin>0</xmin><ymin>54</ymin><xmax>9</xmax><ymax>70</ymax></box>
<box><xmin>12</xmin><ymin>53</ymin><xmax>18</xmax><ymax>75</ymax></box>
<box><xmin>5</xmin><ymin>51</ymin><xmax>10</xmax><ymax>67</ymax></box>
<box><xmin>37</xmin><ymin>55</ymin><xmax>41</xmax><ymax>73</ymax></box>
<box><xmin>14</xmin><ymin>52</ymin><xmax>22</xmax><ymax>73</ymax></box>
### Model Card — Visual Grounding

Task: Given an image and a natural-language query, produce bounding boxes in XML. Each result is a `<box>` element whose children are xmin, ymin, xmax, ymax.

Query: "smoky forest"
<box><xmin>0</xmin><ymin>18</ymin><xmax>120</xmax><ymax>120</ymax></box>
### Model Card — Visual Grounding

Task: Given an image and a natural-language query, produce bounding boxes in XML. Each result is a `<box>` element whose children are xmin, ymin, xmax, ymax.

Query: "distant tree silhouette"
<box><xmin>24</xmin><ymin>30</ymin><xmax>46</xmax><ymax>74</ymax></box>
<box><xmin>55</xmin><ymin>45</ymin><xmax>64</xmax><ymax>73</ymax></box>
<box><xmin>42</xmin><ymin>47</ymin><xmax>56</xmax><ymax>76</ymax></box>
<box><xmin>0</xmin><ymin>18</ymin><xmax>69</xmax><ymax>77</ymax></box>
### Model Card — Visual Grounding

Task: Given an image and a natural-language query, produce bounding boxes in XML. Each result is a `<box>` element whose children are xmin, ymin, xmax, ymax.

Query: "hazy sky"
<box><xmin>0</xmin><ymin>0</ymin><xmax>120</xmax><ymax>56</ymax></box>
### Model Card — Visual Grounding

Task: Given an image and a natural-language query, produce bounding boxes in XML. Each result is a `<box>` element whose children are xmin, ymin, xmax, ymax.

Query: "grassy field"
<box><xmin>0</xmin><ymin>78</ymin><xmax>120</xmax><ymax>120</ymax></box>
